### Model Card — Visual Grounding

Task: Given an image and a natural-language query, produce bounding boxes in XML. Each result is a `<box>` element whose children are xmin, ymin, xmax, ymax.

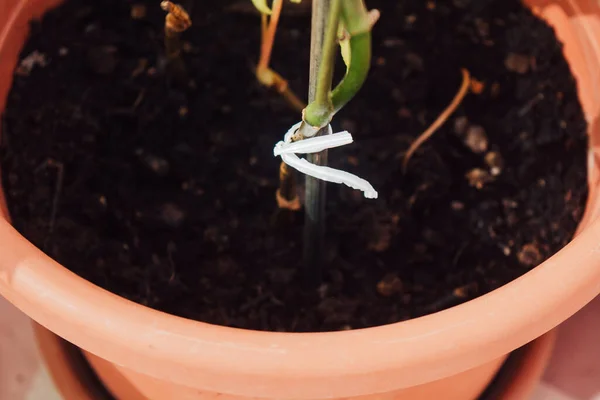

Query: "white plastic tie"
<box><xmin>273</xmin><ymin>122</ymin><xmax>378</xmax><ymax>199</ymax></box>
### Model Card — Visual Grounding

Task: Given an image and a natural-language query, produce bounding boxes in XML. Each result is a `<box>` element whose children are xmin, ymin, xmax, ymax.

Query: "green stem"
<box><xmin>331</xmin><ymin>0</ymin><xmax>373</xmax><ymax>113</ymax></box>
<box><xmin>301</xmin><ymin>0</ymin><xmax>342</xmax><ymax>132</ymax></box>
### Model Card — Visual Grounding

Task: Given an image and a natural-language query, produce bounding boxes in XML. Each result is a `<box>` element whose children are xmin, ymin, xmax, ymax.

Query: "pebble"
<box><xmin>16</xmin><ymin>51</ymin><xmax>47</xmax><ymax>76</ymax></box>
<box><xmin>505</xmin><ymin>53</ymin><xmax>531</xmax><ymax>74</ymax></box>
<box><xmin>464</xmin><ymin>125</ymin><xmax>488</xmax><ymax>154</ymax></box>
<box><xmin>517</xmin><ymin>243</ymin><xmax>543</xmax><ymax>266</ymax></box>
<box><xmin>470</xmin><ymin>78</ymin><xmax>485</xmax><ymax>95</ymax></box>
<box><xmin>376</xmin><ymin>273</ymin><xmax>403</xmax><ymax>297</ymax></box>
<box><xmin>465</xmin><ymin>168</ymin><xmax>493</xmax><ymax>189</ymax></box>
<box><xmin>485</xmin><ymin>151</ymin><xmax>504</xmax><ymax>176</ymax></box>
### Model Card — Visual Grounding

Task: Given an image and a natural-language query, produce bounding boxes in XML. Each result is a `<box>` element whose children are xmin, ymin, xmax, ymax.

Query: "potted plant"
<box><xmin>1</xmin><ymin>0</ymin><xmax>600</xmax><ymax>399</ymax></box>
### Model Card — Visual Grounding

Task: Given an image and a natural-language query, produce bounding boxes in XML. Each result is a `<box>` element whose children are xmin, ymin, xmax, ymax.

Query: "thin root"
<box><xmin>258</xmin><ymin>0</ymin><xmax>282</xmax><ymax>71</ymax></box>
<box><xmin>402</xmin><ymin>68</ymin><xmax>471</xmax><ymax>173</ymax></box>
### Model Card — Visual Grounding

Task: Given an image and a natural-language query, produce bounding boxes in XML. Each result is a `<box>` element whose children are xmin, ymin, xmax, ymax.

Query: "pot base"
<box><xmin>34</xmin><ymin>323</ymin><xmax>556</xmax><ymax>400</ymax></box>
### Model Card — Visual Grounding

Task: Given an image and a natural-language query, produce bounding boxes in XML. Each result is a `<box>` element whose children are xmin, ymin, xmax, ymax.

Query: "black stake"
<box><xmin>302</xmin><ymin>0</ymin><xmax>332</xmax><ymax>286</ymax></box>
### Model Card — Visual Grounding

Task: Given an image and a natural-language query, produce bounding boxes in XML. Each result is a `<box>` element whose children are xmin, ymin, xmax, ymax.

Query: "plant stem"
<box><xmin>331</xmin><ymin>0</ymin><xmax>375</xmax><ymax>113</ymax></box>
<box><xmin>302</xmin><ymin>0</ymin><xmax>340</xmax><ymax>286</ymax></box>
<box><xmin>302</xmin><ymin>0</ymin><xmax>341</xmax><ymax>129</ymax></box>
<box><xmin>258</xmin><ymin>0</ymin><xmax>283</xmax><ymax>72</ymax></box>
<box><xmin>255</xmin><ymin>1</ymin><xmax>305</xmax><ymax>113</ymax></box>
<box><xmin>300</xmin><ymin>0</ymin><xmax>341</xmax><ymax>137</ymax></box>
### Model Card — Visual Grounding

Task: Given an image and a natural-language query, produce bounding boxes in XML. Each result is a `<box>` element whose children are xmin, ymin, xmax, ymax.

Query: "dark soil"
<box><xmin>1</xmin><ymin>0</ymin><xmax>588</xmax><ymax>332</ymax></box>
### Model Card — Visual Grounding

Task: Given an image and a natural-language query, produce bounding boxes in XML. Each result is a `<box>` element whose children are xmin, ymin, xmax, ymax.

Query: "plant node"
<box><xmin>254</xmin><ymin>0</ymin><xmax>305</xmax><ymax>113</ymax></box>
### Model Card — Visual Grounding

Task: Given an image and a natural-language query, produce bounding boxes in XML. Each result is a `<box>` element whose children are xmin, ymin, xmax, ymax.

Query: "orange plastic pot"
<box><xmin>1</xmin><ymin>0</ymin><xmax>600</xmax><ymax>399</ymax></box>
<box><xmin>33</xmin><ymin>323</ymin><xmax>557</xmax><ymax>400</ymax></box>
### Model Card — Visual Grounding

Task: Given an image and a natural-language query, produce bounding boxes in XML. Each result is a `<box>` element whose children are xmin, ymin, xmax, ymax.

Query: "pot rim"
<box><xmin>2</xmin><ymin>0</ymin><xmax>600</xmax><ymax>398</ymax></box>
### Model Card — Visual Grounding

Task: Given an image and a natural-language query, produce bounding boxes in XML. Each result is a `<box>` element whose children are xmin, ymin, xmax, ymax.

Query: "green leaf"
<box><xmin>338</xmin><ymin>23</ymin><xmax>351</xmax><ymax>68</ymax></box>
<box><xmin>289</xmin><ymin>0</ymin><xmax>301</xmax><ymax>3</ymax></box>
<box><xmin>251</xmin><ymin>0</ymin><xmax>272</xmax><ymax>15</ymax></box>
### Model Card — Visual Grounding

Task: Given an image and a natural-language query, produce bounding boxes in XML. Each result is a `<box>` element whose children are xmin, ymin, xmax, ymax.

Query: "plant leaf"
<box><xmin>289</xmin><ymin>0</ymin><xmax>301</xmax><ymax>3</ymax></box>
<box><xmin>251</xmin><ymin>0</ymin><xmax>272</xmax><ymax>15</ymax></box>
<box><xmin>338</xmin><ymin>23</ymin><xmax>351</xmax><ymax>68</ymax></box>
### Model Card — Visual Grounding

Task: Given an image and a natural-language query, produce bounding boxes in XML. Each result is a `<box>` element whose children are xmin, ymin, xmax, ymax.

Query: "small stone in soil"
<box><xmin>470</xmin><ymin>78</ymin><xmax>485</xmax><ymax>95</ymax></box>
<box><xmin>485</xmin><ymin>151</ymin><xmax>504</xmax><ymax>176</ymax></box>
<box><xmin>504</xmin><ymin>53</ymin><xmax>531</xmax><ymax>74</ymax></box>
<box><xmin>377</xmin><ymin>273</ymin><xmax>403</xmax><ymax>297</ymax></box>
<box><xmin>464</xmin><ymin>125</ymin><xmax>488</xmax><ymax>154</ymax></box>
<box><xmin>16</xmin><ymin>51</ymin><xmax>47</xmax><ymax>76</ymax></box>
<box><xmin>466</xmin><ymin>168</ymin><xmax>494</xmax><ymax>189</ymax></box>
<box><xmin>517</xmin><ymin>243</ymin><xmax>543</xmax><ymax>266</ymax></box>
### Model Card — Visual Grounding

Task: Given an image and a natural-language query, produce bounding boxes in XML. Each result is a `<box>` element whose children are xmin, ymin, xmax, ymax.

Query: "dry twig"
<box><xmin>402</xmin><ymin>68</ymin><xmax>471</xmax><ymax>173</ymax></box>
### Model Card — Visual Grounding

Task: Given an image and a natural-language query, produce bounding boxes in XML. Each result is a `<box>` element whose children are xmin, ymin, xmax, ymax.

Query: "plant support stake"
<box><xmin>300</xmin><ymin>0</ymin><xmax>376</xmax><ymax>284</ymax></box>
<box><xmin>302</xmin><ymin>0</ymin><xmax>337</xmax><ymax>285</ymax></box>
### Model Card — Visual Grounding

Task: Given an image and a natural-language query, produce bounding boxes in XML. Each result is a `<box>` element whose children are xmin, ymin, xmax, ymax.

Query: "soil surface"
<box><xmin>1</xmin><ymin>0</ymin><xmax>588</xmax><ymax>332</ymax></box>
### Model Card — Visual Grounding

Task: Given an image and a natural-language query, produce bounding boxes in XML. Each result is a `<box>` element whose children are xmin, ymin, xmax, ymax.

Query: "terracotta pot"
<box><xmin>33</xmin><ymin>323</ymin><xmax>557</xmax><ymax>400</ymax></box>
<box><xmin>32</xmin><ymin>322</ymin><xmax>113</xmax><ymax>400</ymax></box>
<box><xmin>1</xmin><ymin>0</ymin><xmax>600</xmax><ymax>399</ymax></box>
